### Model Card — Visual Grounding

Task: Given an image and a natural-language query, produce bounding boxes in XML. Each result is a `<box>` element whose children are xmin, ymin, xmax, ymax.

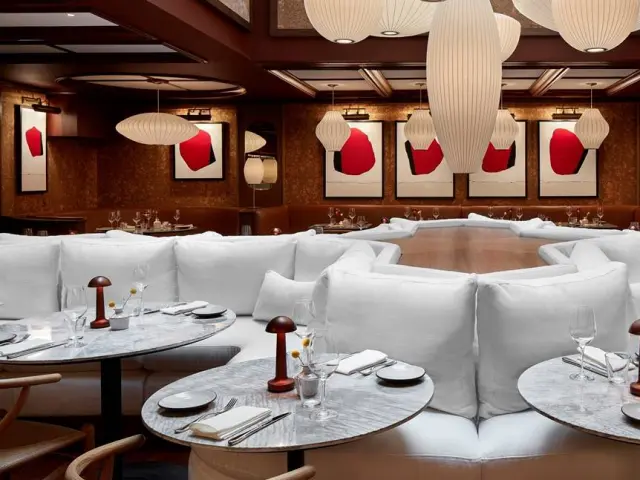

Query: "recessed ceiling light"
<box><xmin>67</xmin><ymin>13</ymin><xmax>75</xmax><ymax>17</ymax></box>
<box><xmin>381</xmin><ymin>30</ymin><xmax>399</xmax><ymax>36</ymax></box>
<box><xmin>335</xmin><ymin>38</ymin><xmax>354</xmax><ymax>44</ymax></box>
<box><xmin>585</xmin><ymin>47</ymin><xmax>607</xmax><ymax>53</ymax></box>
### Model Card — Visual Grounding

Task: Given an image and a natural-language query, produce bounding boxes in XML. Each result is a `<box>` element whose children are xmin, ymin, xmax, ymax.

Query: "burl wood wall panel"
<box><xmin>97</xmin><ymin>106</ymin><xmax>239</xmax><ymax>209</ymax></box>
<box><xmin>0</xmin><ymin>88</ymin><xmax>98</xmax><ymax>216</ymax></box>
<box><xmin>283</xmin><ymin>102</ymin><xmax>639</xmax><ymax>206</ymax></box>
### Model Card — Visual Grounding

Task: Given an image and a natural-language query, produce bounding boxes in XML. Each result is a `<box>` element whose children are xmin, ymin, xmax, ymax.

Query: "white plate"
<box><xmin>0</xmin><ymin>332</ymin><xmax>17</xmax><ymax>344</ymax></box>
<box><xmin>193</xmin><ymin>305</ymin><xmax>227</xmax><ymax>318</ymax></box>
<box><xmin>158</xmin><ymin>391</ymin><xmax>217</xmax><ymax>411</ymax></box>
<box><xmin>376</xmin><ymin>364</ymin><xmax>426</xmax><ymax>383</ymax></box>
<box><xmin>621</xmin><ymin>403</ymin><xmax>640</xmax><ymax>422</ymax></box>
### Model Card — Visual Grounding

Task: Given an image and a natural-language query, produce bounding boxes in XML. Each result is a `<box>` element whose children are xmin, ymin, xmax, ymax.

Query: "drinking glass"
<box><xmin>630</xmin><ymin>221</ymin><xmax>640</xmax><ymax>231</ymax></box>
<box><xmin>569</xmin><ymin>306</ymin><xmax>597</xmax><ymax>381</ymax></box>
<box><xmin>487</xmin><ymin>206</ymin><xmax>494</xmax><ymax>219</ymax></box>
<box><xmin>62</xmin><ymin>286</ymin><xmax>88</xmax><ymax>348</ymax></box>
<box><xmin>348</xmin><ymin>208</ymin><xmax>356</xmax><ymax>226</ymax></box>
<box><xmin>328</xmin><ymin>207</ymin><xmax>335</xmax><ymax>226</ymax></box>
<box><xmin>132</xmin><ymin>264</ymin><xmax>150</xmax><ymax>316</ymax></box>
<box><xmin>133</xmin><ymin>212</ymin><xmax>141</xmax><ymax>229</ymax></box>
<box><xmin>569</xmin><ymin>216</ymin><xmax>578</xmax><ymax>227</ymax></box>
<box><xmin>174</xmin><ymin>209</ymin><xmax>181</xmax><ymax>225</ymax></box>
<box><xmin>22</xmin><ymin>228</ymin><xmax>33</xmax><ymax>236</ymax></box>
<box><xmin>293</xmin><ymin>300</ymin><xmax>316</xmax><ymax>341</ymax></box>
<box><xmin>308</xmin><ymin>345</ymin><xmax>342</xmax><ymax>422</ymax></box>
<box><xmin>605</xmin><ymin>352</ymin><xmax>631</xmax><ymax>385</ymax></box>
<box><xmin>597</xmin><ymin>204</ymin><xmax>604</xmax><ymax>225</ymax></box>
<box><xmin>108</xmin><ymin>211</ymin><xmax>116</xmax><ymax>229</ymax></box>
<box><xmin>433</xmin><ymin>207</ymin><xmax>440</xmax><ymax>220</ymax></box>
<box><xmin>37</xmin><ymin>230</ymin><xmax>48</xmax><ymax>237</ymax></box>
<box><xmin>516</xmin><ymin>207</ymin><xmax>523</xmax><ymax>221</ymax></box>
<box><xmin>404</xmin><ymin>207</ymin><xmax>411</xmax><ymax>219</ymax></box>
<box><xmin>114</xmin><ymin>210</ymin><xmax>121</xmax><ymax>229</ymax></box>
<box><xmin>356</xmin><ymin>216</ymin><xmax>367</xmax><ymax>230</ymax></box>
<box><xmin>313</xmin><ymin>226</ymin><xmax>324</xmax><ymax>235</ymax></box>
<box><xmin>566</xmin><ymin>205</ymin><xmax>573</xmax><ymax>224</ymax></box>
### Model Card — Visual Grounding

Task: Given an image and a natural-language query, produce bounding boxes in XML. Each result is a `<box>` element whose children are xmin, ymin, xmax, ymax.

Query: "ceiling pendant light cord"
<box><xmin>157</xmin><ymin>89</ymin><xmax>160</xmax><ymax>113</ymax></box>
<box><xmin>419</xmin><ymin>84</ymin><xmax>423</xmax><ymax>109</ymax></box>
<box><xmin>590</xmin><ymin>84</ymin><xmax>593</xmax><ymax>109</ymax></box>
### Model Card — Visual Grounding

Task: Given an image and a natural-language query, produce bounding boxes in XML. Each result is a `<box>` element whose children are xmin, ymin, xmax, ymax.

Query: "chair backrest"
<box><xmin>65</xmin><ymin>434</ymin><xmax>145</xmax><ymax>480</ymax></box>
<box><xmin>268</xmin><ymin>466</ymin><xmax>316</xmax><ymax>480</ymax></box>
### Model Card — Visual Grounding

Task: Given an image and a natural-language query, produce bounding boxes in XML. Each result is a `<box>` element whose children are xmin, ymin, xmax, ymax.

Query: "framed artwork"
<box><xmin>395</xmin><ymin>121</ymin><xmax>454</xmax><ymax>199</ymax></box>
<box><xmin>538</xmin><ymin>121</ymin><xmax>598</xmax><ymax>198</ymax></box>
<box><xmin>468</xmin><ymin>121</ymin><xmax>528</xmax><ymax>198</ymax></box>
<box><xmin>15</xmin><ymin>105</ymin><xmax>47</xmax><ymax>193</ymax></box>
<box><xmin>173</xmin><ymin>122</ymin><xmax>226</xmax><ymax>181</ymax></box>
<box><xmin>324</xmin><ymin>121</ymin><xmax>383</xmax><ymax>199</ymax></box>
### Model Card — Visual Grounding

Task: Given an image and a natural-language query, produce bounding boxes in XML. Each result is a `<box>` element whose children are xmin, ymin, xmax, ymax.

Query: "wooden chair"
<box><xmin>0</xmin><ymin>373</ymin><xmax>94</xmax><ymax>479</ymax></box>
<box><xmin>66</xmin><ymin>434</ymin><xmax>317</xmax><ymax>480</ymax></box>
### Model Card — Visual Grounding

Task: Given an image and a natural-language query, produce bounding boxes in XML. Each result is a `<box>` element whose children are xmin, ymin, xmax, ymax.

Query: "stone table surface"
<box><xmin>0</xmin><ymin>308</ymin><xmax>235</xmax><ymax>365</ymax></box>
<box><xmin>518</xmin><ymin>357</ymin><xmax>640</xmax><ymax>445</ymax></box>
<box><xmin>142</xmin><ymin>358</ymin><xmax>434</xmax><ymax>453</ymax></box>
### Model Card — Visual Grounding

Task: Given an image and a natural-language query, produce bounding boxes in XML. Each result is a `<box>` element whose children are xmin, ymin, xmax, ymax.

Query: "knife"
<box><xmin>227</xmin><ymin>412</ymin><xmax>291</xmax><ymax>446</ymax></box>
<box><xmin>561</xmin><ymin>356</ymin><xmax>608</xmax><ymax>378</ymax></box>
<box><xmin>5</xmin><ymin>340</ymin><xmax>67</xmax><ymax>359</ymax></box>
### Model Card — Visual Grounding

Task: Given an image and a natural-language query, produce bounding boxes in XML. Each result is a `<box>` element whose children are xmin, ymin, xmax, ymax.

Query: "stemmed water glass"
<box><xmin>565</xmin><ymin>205</ymin><xmax>573</xmax><ymax>224</ymax></box>
<box><xmin>308</xmin><ymin>335</ymin><xmax>345</xmax><ymax>422</ymax></box>
<box><xmin>516</xmin><ymin>207</ymin><xmax>523</xmax><ymax>221</ymax></box>
<box><xmin>487</xmin><ymin>206</ymin><xmax>494</xmax><ymax>219</ymax></box>
<box><xmin>62</xmin><ymin>286</ymin><xmax>88</xmax><ymax>348</ymax></box>
<box><xmin>174</xmin><ymin>209</ymin><xmax>181</xmax><ymax>225</ymax></box>
<box><xmin>328</xmin><ymin>207</ymin><xmax>335</xmax><ymax>226</ymax></box>
<box><xmin>596</xmin><ymin>204</ymin><xmax>605</xmax><ymax>225</ymax></box>
<box><xmin>404</xmin><ymin>207</ymin><xmax>411</xmax><ymax>219</ymax></box>
<box><xmin>114</xmin><ymin>210</ymin><xmax>121</xmax><ymax>230</ymax></box>
<box><xmin>143</xmin><ymin>210</ymin><xmax>152</xmax><ymax>229</ymax></box>
<box><xmin>133</xmin><ymin>212</ymin><xmax>141</xmax><ymax>232</ymax></box>
<box><xmin>569</xmin><ymin>306</ymin><xmax>597</xmax><ymax>382</ymax></box>
<box><xmin>108</xmin><ymin>211</ymin><xmax>116</xmax><ymax>230</ymax></box>
<box><xmin>356</xmin><ymin>216</ymin><xmax>367</xmax><ymax>230</ymax></box>
<box><xmin>432</xmin><ymin>207</ymin><xmax>440</xmax><ymax>220</ymax></box>
<box><xmin>133</xmin><ymin>264</ymin><xmax>150</xmax><ymax>317</ymax></box>
<box><xmin>348</xmin><ymin>208</ymin><xmax>356</xmax><ymax>226</ymax></box>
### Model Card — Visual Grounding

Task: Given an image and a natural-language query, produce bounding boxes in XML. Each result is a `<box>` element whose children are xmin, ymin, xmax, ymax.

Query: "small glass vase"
<box><xmin>295</xmin><ymin>366</ymin><xmax>320</xmax><ymax>409</ymax></box>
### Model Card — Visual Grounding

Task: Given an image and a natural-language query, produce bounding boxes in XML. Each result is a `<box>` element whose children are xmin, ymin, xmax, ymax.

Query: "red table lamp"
<box><xmin>88</xmin><ymin>276</ymin><xmax>112</xmax><ymax>329</ymax></box>
<box><xmin>629</xmin><ymin>319</ymin><xmax>640</xmax><ymax>397</ymax></box>
<box><xmin>266</xmin><ymin>316</ymin><xmax>297</xmax><ymax>393</ymax></box>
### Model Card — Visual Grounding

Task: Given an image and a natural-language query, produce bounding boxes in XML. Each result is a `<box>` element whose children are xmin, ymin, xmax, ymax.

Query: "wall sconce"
<box><xmin>21</xmin><ymin>97</ymin><xmax>61</xmax><ymax>114</ymax></box>
<box><xmin>178</xmin><ymin>108</ymin><xmax>212</xmax><ymax>121</ymax></box>
<box><xmin>552</xmin><ymin>106</ymin><xmax>581</xmax><ymax>120</ymax></box>
<box><xmin>343</xmin><ymin>105</ymin><xmax>369</xmax><ymax>121</ymax></box>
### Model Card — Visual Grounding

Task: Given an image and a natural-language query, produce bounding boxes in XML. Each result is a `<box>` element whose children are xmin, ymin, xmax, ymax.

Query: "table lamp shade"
<box><xmin>262</xmin><ymin>157</ymin><xmax>278</xmax><ymax>184</ymax></box>
<box><xmin>245</xmin><ymin>131</ymin><xmax>267</xmax><ymax>154</ymax></box>
<box><xmin>244</xmin><ymin>156</ymin><xmax>264</xmax><ymax>185</ymax></box>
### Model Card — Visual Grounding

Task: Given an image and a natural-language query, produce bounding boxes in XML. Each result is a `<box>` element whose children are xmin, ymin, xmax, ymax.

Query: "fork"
<box><xmin>361</xmin><ymin>360</ymin><xmax>397</xmax><ymax>376</ymax></box>
<box><xmin>174</xmin><ymin>397</ymin><xmax>237</xmax><ymax>433</ymax></box>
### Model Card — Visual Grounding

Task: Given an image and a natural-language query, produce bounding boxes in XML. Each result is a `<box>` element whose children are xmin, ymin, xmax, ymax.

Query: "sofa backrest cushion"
<box><xmin>0</xmin><ymin>243</ymin><xmax>60</xmax><ymax>319</ymax></box>
<box><xmin>60</xmin><ymin>237</ymin><xmax>177</xmax><ymax>308</ymax></box>
<box><xmin>175</xmin><ymin>238</ymin><xmax>296</xmax><ymax>315</ymax></box>
<box><xmin>253</xmin><ymin>271</ymin><xmax>315</xmax><ymax>323</ymax></box>
<box><xmin>294</xmin><ymin>237</ymin><xmax>350</xmax><ymax>281</ymax></box>
<box><xmin>323</xmin><ymin>269</ymin><xmax>479</xmax><ymax>419</ymax></box>
<box><xmin>479</xmin><ymin>264</ymin><xmax>577</xmax><ymax>281</ymax></box>
<box><xmin>476</xmin><ymin>262</ymin><xmax>631</xmax><ymax>419</ymax></box>
<box><xmin>569</xmin><ymin>241</ymin><xmax>612</xmax><ymax>271</ymax></box>
<box><xmin>590</xmin><ymin>235</ymin><xmax>640</xmax><ymax>283</ymax></box>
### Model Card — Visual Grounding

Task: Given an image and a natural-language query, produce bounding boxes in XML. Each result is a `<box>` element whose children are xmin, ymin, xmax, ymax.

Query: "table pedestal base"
<box><xmin>287</xmin><ymin>450</ymin><xmax>305</xmax><ymax>472</ymax></box>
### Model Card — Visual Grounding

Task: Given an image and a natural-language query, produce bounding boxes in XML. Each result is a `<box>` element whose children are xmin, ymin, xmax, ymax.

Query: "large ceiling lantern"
<box><xmin>315</xmin><ymin>84</ymin><xmax>351</xmax><ymax>152</ymax></box>
<box><xmin>374</xmin><ymin>0</ymin><xmax>438</xmax><ymax>38</ymax></box>
<box><xmin>304</xmin><ymin>0</ymin><xmax>385</xmax><ymax>44</ymax></box>
<box><xmin>575</xmin><ymin>82</ymin><xmax>610</xmax><ymax>150</ymax></box>
<box><xmin>427</xmin><ymin>0</ymin><xmax>502</xmax><ymax>173</ymax></box>
<box><xmin>404</xmin><ymin>83</ymin><xmax>436</xmax><ymax>150</ymax></box>
<box><xmin>513</xmin><ymin>0</ymin><xmax>640</xmax><ymax>53</ymax></box>
<box><xmin>116</xmin><ymin>89</ymin><xmax>198</xmax><ymax>146</ymax></box>
<box><xmin>495</xmin><ymin>13</ymin><xmax>521</xmax><ymax>61</ymax></box>
<box><xmin>491</xmin><ymin>84</ymin><xmax>519</xmax><ymax>150</ymax></box>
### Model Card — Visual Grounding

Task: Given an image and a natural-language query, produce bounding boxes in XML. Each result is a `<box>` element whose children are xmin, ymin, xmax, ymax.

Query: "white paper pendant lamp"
<box><xmin>304</xmin><ymin>0</ymin><xmax>385</xmax><ymax>44</ymax></box>
<box><xmin>405</xmin><ymin>109</ymin><xmax>436</xmax><ymax>150</ymax></box>
<box><xmin>374</xmin><ymin>0</ymin><xmax>438</xmax><ymax>37</ymax></box>
<box><xmin>427</xmin><ymin>0</ymin><xmax>502</xmax><ymax>173</ymax></box>
<box><xmin>552</xmin><ymin>0</ymin><xmax>639</xmax><ymax>52</ymax></box>
<box><xmin>575</xmin><ymin>109</ymin><xmax>610</xmax><ymax>149</ymax></box>
<box><xmin>491</xmin><ymin>110</ymin><xmax>519</xmax><ymax>150</ymax></box>
<box><xmin>512</xmin><ymin>0</ymin><xmax>557</xmax><ymax>30</ymax></box>
<box><xmin>316</xmin><ymin>111</ymin><xmax>351</xmax><ymax>152</ymax></box>
<box><xmin>244</xmin><ymin>156</ymin><xmax>264</xmax><ymax>185</ymax></box>
<box><xmin>245</xmin><ymin>131</ymin><xmax>267</xmax><ymax>154</ymax></box>
<box><xmin>116</xmin><ymin>112</ymin><xmax>199</xmax><ymax>146</ymax></box>
<box><xmin>262</xmin><ymin>157</ymin><xmax>278</xmax><ymax>184</ymax></box>
<box><xmin>495</xmin><ymin>13</ymin><xmax>521</xmax><ymax>61</ymax></box>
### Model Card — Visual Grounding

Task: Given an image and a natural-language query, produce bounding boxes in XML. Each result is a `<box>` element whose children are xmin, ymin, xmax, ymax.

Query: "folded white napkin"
<box><xmin>0</xmin><ymin>339</ymin><xmax>51</xmax><ymax>357</ymax></box>
<box><xmin>161</xmin><ymin>301</ymin><xmax>208</xmax><ymax>316</ymax></box>
<box><xmin>190</xmin><ymin>406</ymin><xmax>271</xmax><ymax>440</ymax></box>
<box><xmin>336</xmin><ymin>350</ymin><xmax>387</xmax><ymax>375</ymax></box>
<box><xmin>582</xmin><ymin>346</ymin><xmax>629</xmax><ymax>371</ymax></box>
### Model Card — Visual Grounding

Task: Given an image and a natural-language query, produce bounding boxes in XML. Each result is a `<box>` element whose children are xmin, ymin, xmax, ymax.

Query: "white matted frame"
<box><xmin>15</xmin><ymin>105</ymin><xmax>47</xmax><ymax>193</ymax></box>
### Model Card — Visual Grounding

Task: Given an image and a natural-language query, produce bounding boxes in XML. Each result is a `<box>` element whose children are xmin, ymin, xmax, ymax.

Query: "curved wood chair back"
<box><xmin>65</xmin><ymin>434</ymin><xmax>145</xmax><ymax>480</ymax></box>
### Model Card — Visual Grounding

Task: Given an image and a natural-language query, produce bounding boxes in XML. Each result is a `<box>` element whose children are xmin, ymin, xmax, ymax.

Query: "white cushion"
<box><xmin>509</xmin><ymin>218</ymin><xmax>548</xmax><ymax>236</ymax></box>
<box><xmin>466</xmin><ymin>213</ymin><xmax>512</xmax><ymax>229</ymax></box>
<box><xmin>538</xmin><ymin>244</ymin><xmax>573</xmax><ymax>265</ymax></box>
<box><xmin>591</xmin><ymin>235</ymin><xmax>640</xmax><ymax>283</ymax></box>
<box><xmin>569</xmin><ymin>241</ymin><xmax>612</xmax><ymax>271</ymax></box>
<box><xmin>391</xmin><ymin>218</ymin><xmax>466</xmax><ymax>229</ymax></box>
<box><xmin>105</xmin><ymin>230</ymin><xmax>156</xmax><ymax>241</ymax></box>
<box><xmin>343</xmin><ymin>223</ymin><xmax>416</xmax><ymax>241</ymax></box>
<box><xmin>252</xmin><ymin>271</ymin><xmax>315</xmax><ymax>322</ymax></box>
<box><xmin>0</xmin><ymin>233</ymin><xmax>105</xmax><ymax>245</ymax></box>
<box><xmin>479</xmin><ymin>410</ymin><xmax>639</xmax><ymax>480</ymax></box>
<box><xmin>479</xmin><ymin>264</ymin><xmax>577</xmax><ymax>281</ymax></box>
<box><xmin>60</xmin><ymin>237</ymin><xmax>177</xmax><ymax>307</ymax></box>
<box><xmin>324</xmin><ymin>269</ymin><xmax>478</xmax><ymax>419</ymax></box>
<box><xmin>294</xmin><ymin>237</ymin><xmax>349</xmax><ymax>281</ymax></box>
<box><xmin>189</xmin><ymin>410</ymin><xmax>481</xmax><ymax>480</ymax></box>
<box><xmin>476</xmin><ymin>263</ymin><xmax>632</xmax><ymax>418</ymax></box>
<box><xmin>0</xmin><ymin>243</ymin><xmax>60</xmax><ymax>319</ymax></box>
<box><xmin>175</xmin><ymin>238</ymin><xmax>296</xmax><ymax>315</ymax></box>
<box><xmin>521</xmin><ymin>226</ymin><xmax>623</xmax><ymax>242</ymax></box>
<box><xmin>373</xmin><ymin>264</ymin><xmax>469</xmax><ymax>280</ymax></box>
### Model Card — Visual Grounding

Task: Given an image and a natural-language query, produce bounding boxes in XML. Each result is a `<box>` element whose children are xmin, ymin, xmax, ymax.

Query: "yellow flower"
<box><xmin>301</xmin><ymin>338</ymin><xmax>311</xmax><ymax>348</ymax></box>
<box><xmin>108</xmin><ymin>301</ymin><xmax>116</xmax><ymax>308</ymax></box>
<box><xmin>130</xmin><ymin>287</ymin><xmax>137</xmax><ymax>295</ymax></box>
<box><xmin>291</xmin><ymin>350</ymin><xmax>300</xmax><ymax>359</ymax></box>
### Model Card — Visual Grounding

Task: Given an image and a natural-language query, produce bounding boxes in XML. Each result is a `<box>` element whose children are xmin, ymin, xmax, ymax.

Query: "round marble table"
<box><xmin>518</xmin><ymin>357</ymin><xmax>640</xmax><ymax>445</ymax></box>
<box><xmin>142</xmin><ymin>358</ymin><xmax>434</xmax><ymax>473</ymax></box>
<box><xmin>0</xmin><ymin>309</ymin><xmax>235</xmax><ymax>480</ymax></box>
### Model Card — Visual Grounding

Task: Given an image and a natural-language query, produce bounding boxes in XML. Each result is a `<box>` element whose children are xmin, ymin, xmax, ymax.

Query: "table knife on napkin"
<box><xmin>561</xmin><ymin>356</ymin><xmax>608</xmax><ymax>378</ymax></box>
<box><xmin>227</xmin><ymin>412</ymin><xmax>291</xmax><ymax>446</ymax></box>
<box><xmin>5</xmin><ymin>340</ymin><xmax>67</xmax><ymax>359</ymax></box>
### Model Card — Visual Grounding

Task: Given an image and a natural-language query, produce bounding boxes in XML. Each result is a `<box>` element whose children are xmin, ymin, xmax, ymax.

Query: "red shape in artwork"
<box><xmin>549</xmin><ymin>128</ymin><xmax>588</xmax><ymax>175</ymax></box>
<box><xmin>179</xmin><ymin>130</ymin><xmax>216</xmax><ymax>172</ymax></box>
<box><xmin>333</xmin><ymin>128</ymin><xmax>376</xmax><ymax>176</ymax></box>
<box><xmin>482</xmin><ymin>142</ymin><xmax>517</xmax><ymax>173</ymax></box>
<box><xmin>405</xmin><ymin>140</ymin><xmax>444</xmax><ymax>175</ymax></box>
<box><xmin>25</xmin><ymin>126</ymin><xmax>43</xmax><ymax>157</ymax></box>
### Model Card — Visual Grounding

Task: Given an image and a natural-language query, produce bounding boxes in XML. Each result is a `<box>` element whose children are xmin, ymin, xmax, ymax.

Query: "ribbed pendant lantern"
<box><xmin>304</xmin><ymin>0</ymin><xmax>385</xmax><ymax>44</ymax></box>
<box><xmin>374</xmin><ymin>0</ymin><xmax>438</xmax><ymax>37</ymax></box>
<box><xmin>495</xmin><ymin>13</ymin><xmax>521</xmax><ymax>61</ymax></box>
<box><xmin>491</xmin><ymin>85</ymin><xmax>519</xmax><ymax>150</ymax></box>
<box><xmin>426</xmin><ymin>0</ymin><xmax>502</xmax><ymax>173</ymax></box>
<box><xmin>315</xmin><ymin>84</ymin><xmax>351</xmax><ymax>152</ymax></box>
<box><xmin>245</xmin><ymin>131</ymin><xmax>267</xmax><ymax>154</ymax></box>
<box><xmin>404</xmin><ymin>83</ymin><xmax>436</xmax><ymax>150</ymax></box>
<box><xmin>575</xmin><ymin>83</ymin><xmax>610</xmax><ymax>150</ymax></box>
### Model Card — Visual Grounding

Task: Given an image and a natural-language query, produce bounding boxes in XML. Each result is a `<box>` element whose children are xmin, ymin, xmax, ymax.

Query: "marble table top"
<box><xmin>142</xmin><ymin>358</ymin><xmax>434</xmax><ymax>453</ymax></box>
<box><xmin>519</xmin><ymin>357</ymin><xmax>640</xmax><ymax>445</ymax></box>
<box><xmin>0</xmin><ymin>308</ymin><xmax>235</xmax><ymax>365</ymax></box>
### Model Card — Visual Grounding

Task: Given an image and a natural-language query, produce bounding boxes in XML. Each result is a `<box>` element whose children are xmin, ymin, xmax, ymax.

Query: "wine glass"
<box><xmin>356</xmin><ymin>216</ymin><xmax>367</xmax><ymax>230</ymax></box>
<box><xmin>62</xmin><ymin>286</ymin><xmax>88</xmax><ymax>348</ymax></box>
<box><xmin>143</xmin><ymin>209</ymin><xmax>152</xmax><ymax>229</ymax></box>
<box><xmin>308</xmin><ymin>336</ymin><xmax>344</xmax><ymax>422</ymax></box>
<box><xmin>487</xmin><ymin>206</ymin><xmax>494</xmax><ymax>219</ymax></box>
<box><xmin>133</xmin><ymin>212</ymin><xmax>141</xmax><ymax>232</ymax></box>
<box><xmin>114</xmin><ymin>210</ymin><xmax>121</xmax><ymax>229</ymax></box>
<box><xmin>569</xmin><ymin>306</ymin><xmax>597</xmax><ymax>382</ymax></box>
<box><xmin>565</xmin><ymin>205</ymin><xmax>573</xmax><ymax>224</ymax></box>
<box><xmin>348</xmin><ymin>208</ymin><xmax>356</xmax><ymax>226</ymax></box>
<box><xmin>132</xmin><ymin>264</ymin><xmax>150</xmax><ymax>316</ymax></box>
<box><xmin>173</xmin><ymin>209</ymin><xmax>181</xmax><ymax>225</ymax></box>
<box><xmin>432</xmin><ymin>207</ymin><xmax>440</xmax><ymax>220</ymax></box>
<box><xmin>516</xmin><ymin>207</ymin><xmax>523</xmax><ymax>221</ymax></box>
<box><xmin>404</xmin><ymin>207</ymin><xmax>411</xmax><ymax>219</ymax></box>
<box><xmin>596</xmin><ymin>204</ymin><xmax>604</xmax><ymax>225</ymax></box>
<box><xmin>108</xmin><ymin>211</ymin><xmax>116</xmax><ymax>230</ymax></box>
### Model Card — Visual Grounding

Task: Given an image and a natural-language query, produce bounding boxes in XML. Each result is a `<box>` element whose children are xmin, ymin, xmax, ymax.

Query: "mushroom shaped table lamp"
<box><xmin>629</xmin><ymin>319</ymin><xmax>640</xmax><ymax>397</ymax></box>
<box><xmin>88</xmin><ymin>276</ymin><xmax>112</xmax><ymax>329</ymax></box>
<box><xmin>265</xmin><ymin>316</ymin><xmax>297</xmax><ymax>392</ymax></box>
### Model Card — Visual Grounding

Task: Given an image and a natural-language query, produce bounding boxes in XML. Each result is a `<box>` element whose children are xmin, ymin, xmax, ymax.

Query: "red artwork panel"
<box><xmin>405</xmin><ymin>140</ymin><xmax>444</xmax><ymax>175</ymax></box>
<box><xmin>173</xmin><ymin>123</ymin><xmax>225</xmax><ymax>180</ymax></box>
<box><xmin>179</xmin><ymin>129</ymin><xmax>217</xmax><ymax>172</ymax></box>
<box><xmin>25</xmin><ymin>126</ymin><xmax>44</xmax><ymax>157</ymax></box>
<box><xmin>549</xmin><ymin>128</ymin><xmax>588</xmax><ymax>175</ymax></box>
<box><xmin>333</xmin><ymin>128</ymin><xmax>376</xmax><ymax>176</ymax></box>
<box><xmin>482</xmin><ymin>142</ymin><xmax>517</xmax><ymax>173</ymax></box>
